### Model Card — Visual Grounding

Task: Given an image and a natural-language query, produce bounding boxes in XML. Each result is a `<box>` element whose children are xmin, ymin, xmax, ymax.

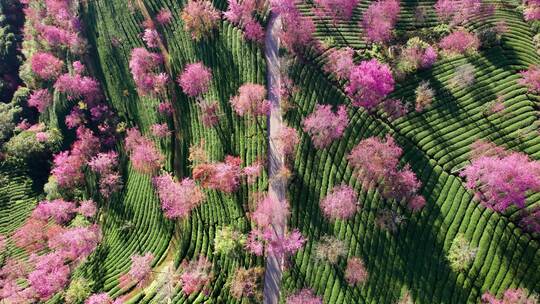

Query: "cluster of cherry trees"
<box><xmin>0</xmin><ymin>0</ymin><xmax>128</xmax><ymax>302</ymax></box>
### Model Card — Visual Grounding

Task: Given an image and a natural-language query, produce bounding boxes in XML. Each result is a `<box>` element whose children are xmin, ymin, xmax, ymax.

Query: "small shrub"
<box><xmin>447</xmin><ymin>233</ymin><xmax>477</xmax><ymax>272</ymax></box>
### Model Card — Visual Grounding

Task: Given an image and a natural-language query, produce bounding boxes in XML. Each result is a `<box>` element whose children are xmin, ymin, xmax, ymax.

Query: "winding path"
<box><xmin>263</xmin><ymin>13</ymin><xmax>286</xmax><ymax>304</ymax></box>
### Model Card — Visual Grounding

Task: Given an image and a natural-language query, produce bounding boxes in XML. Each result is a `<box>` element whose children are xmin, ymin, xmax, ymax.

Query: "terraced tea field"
<box><xmin>0</xmin><ymin>0</ymin><xmax>539</xmax><ymax>303</ymax></box>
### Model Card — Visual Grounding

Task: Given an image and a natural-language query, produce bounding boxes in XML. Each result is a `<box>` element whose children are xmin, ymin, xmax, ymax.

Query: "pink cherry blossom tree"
<box><xmin>524</xmin><ymin>0</ymin><xmax>540</xmax><ymax>21</ymax></box>
<box><xmin>461</xmin><ymin>150</ymin><xmax>540</xmax><ymax>212</ymax></box>
<box><xmin>198</xmin><ymin>100</ymin><xmax>220</xmax><ymax>127</ymax></box>
<box><xmin>31</xmin><ymin>52</ymin><xmax>64</xmax><ymax>80</ymax></box>
<box><xmin>434</xmin><ymin>0</ymin><xmax>486</xmax><ymax>25</ymax></box>
<box><xmin>518</xmin><ymin>65</ymin><xmax>540</xmax><ymax>93</ymax></box>
<box><xmin>313</xmin><ymin>0</ymin><xmax>358</xmax><ymax>23</ymax></box>
<box><xmin>129</xmin><ymin>48</ymin><xmax>168</xmax><ymax>95</ymax></box>
<box><xmin>47</xmin><ymin>225</ymin><xmax>102</xmax><ymax>262</ymax></box>
<box><xmin>286</xmin><ymin>288</ymin><xmax>323</xmax><ymax>304</ymax></box>
<box><xmin>230</xmin><ymin>83</ymin><xmax>270</xmax><ymax>117</ymax></box>
<box><xmin>181</xmin><ymin>0</ymin><xmax>220</xmax><ymax>41</ymax></box>
<box><xmin>481</xmin><ymin>288</ymin><xmax>538</xmax><ymax>304</ymax></box>
<box><xmin>271</xmin><ymin>0</ymin><xmax>315</xmax><ymax>52</ymax></box>
<box><xmin>192</xmin><ymin>155</ymin><xmax>243</xmax><ymax>192</ymax></box>
<box><xmin>324</xmin><ymin>47</ymin><xmax>355</xmax><ymax>80</ymax></box>
<box><xmin>85</xmin><ymin>293</ymin><xmax>123</xmax><ymax>304</ymax></box>
<box><xmin>31</xmin><ymin>199</ymin><xmax>76</xmax><ymax>224</ymax></box>
<box><xmin>54</xmin><ymin>73</ymin><xmax>103</xmax><ymax>105</ymax></box>
<box><xmin>274</xmin><ymin>125</ymin><xmax>299</xmax><ymax>158</ymax></box>
<box><xmin>345</xmin><ymin>256</ymin><xmax>369</xmax><ymax>286</ymax></box>
<box><xmin>246</xmin><ymin>227</ymin><xmax>306</xmax><ymax>257</ymax></box>
<box><xmin>153</xmin><ymin>173</ymin><xmax>205</xmax><ymax>219</ymax></box>
<box><xmin>156</xmin><ymin>8</ymin><xmax>173</xmax><ymax>25</ymax></box>
<box><xmin>302</xmin><ymin>104</ymin><xmax>348</xmax><ymax>149</ymax></box>
<box><xmin>439</xmin><ymin>30</ymin><xmax>480</xmax><ymax>55</ymax></box>
<box><xmin>320</xmin><ymin>184</ymin><xmax>359</xmax><ymax>221</ymax></box>
<box><xmin>179</xmin><ymin>255</ymin><xmax>213</xmax><ymax>295</ymax></box>
<box><xmin>119</xmin><ymin>253</ymin><xmax>154</xmax><ymax>289</ymax></box>
<box><xmin>27</xmin><ymin>252</ymin><xmax>70</xmax><ymax>301</ymax></box>
<box><xmin>178</xmin><ymin>62</ymin><xmax>212</xmax><ymax>97</ymax></box>
<box><xmin>361</xmin><ymin>0</ymin><xmax>400</xmax><ymax>44</ymax></box>
<box><xmin>348</xmin><ymin>135</ymin><xmax>424</xmax><ymax>208</ymax></box>
<box><xmin>346</xmin><ymin>59</ymin><xmax>395</xmax><ymax>109</ymax></box>
<box><xmin>124</xmin><ymin>128</ymin><xmax>164</xmax><ymax>175</ymax></box>
<box><xmin>151</xmin><ymin>123</ymin><xmax>170</xmax><ymax>138</ymax></box>
<box><xmin>142</xmin><ymin>28</ymin><xmax>160</xmax><ymax>48</ymax></box>
<box><xmin>252</xmin><ymin>195</ymin><xmax>290</xmax><ymax>227</ymax></box>
<box><xmin>77</xmin><ymin>200</ymin><xmax>98</xmax><ymax>218</ymax></box>
<box><xmin>28</xmin><ymin>89</ymin><xmax>52</xmax><ymax>113</ymax></box>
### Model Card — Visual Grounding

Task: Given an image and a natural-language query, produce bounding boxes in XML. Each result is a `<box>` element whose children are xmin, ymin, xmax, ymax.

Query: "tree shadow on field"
<box><xmin>83</xmin><ymin>242</ymin><xmax>110</xmax><ymax>291</ymax></box>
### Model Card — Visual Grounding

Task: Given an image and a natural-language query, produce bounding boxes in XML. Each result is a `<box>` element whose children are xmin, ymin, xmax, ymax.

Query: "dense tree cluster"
<box><xmin>348</xmin><ymin>135</ymin><xmax>425</xmax><ymax>211</ymax></box>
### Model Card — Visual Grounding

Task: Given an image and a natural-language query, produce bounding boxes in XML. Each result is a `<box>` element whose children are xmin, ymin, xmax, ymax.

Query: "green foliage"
<box><xmin>447</xmin><ymin>233</ymin><xmax>477</xmax><ymax>273</ymax></box>
<box><xmin>213</xmin><ymin>226</ymin><xmax>246</xmax><ymax>256</ymax></box>
<box><xmin>0</xmin><ymin>101</ymin><xmax>21</xmax><ymax>145</ymax></box>
<box><xmin>64</xmin><ymin>278</ymin><xmax>93</xmax><ymax>304</ymax></box>
<box><xmin>4</xmin><ymin>128</ymin><xmax>62</xmax><ymax>160</ymax></box>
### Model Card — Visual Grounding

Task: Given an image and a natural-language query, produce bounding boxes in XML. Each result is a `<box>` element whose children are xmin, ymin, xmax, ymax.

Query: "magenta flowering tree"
<box><xmin>85</xmin><ymin>293</ymin><xmax>123</xmax><ymax>304</ymax></box>
<box><xmin>345</xmin><ymin>256</ymin><xmax>369</xmax><ymax>286</ymax></box>
<box><xmin>28</xmin><ymin>89</ymin><xmax>52</xmax><ymax>113</ymax></box>
<box><xmin>192</xmin><ymin>155</ymin><xmax>255</xmax><ymax>192</ymax></box>
<box><xmin>252</xmin><ymin>195</ymin><xmax>290</xmax><ymax>228</ymax></box>
<box><xmin>151</xmin><ymin>123</ymin><xmax>170</xmax><ymax>138</ymax></box>
<box><xmin>156</xmin><ymin>8</ymin><xmax>173</xmax><ymax>25</ymax></box>
<box><xmin>129</xmin><ymin>48</ymin><xmax>168</xmax><ymax>96</ymax></box>
<box><xmin>178</xmin><ymin>62</ymin><xmax>212</xmax><ymax>97</ymax></box>
<box><xmin>245</xmin><ymin>227</ymin><xmax>306</xmax><ymax>257</ymax></box>
<box><xmin>181</xmin><ymin>0</ymin><xmax>221</xmax><ymax>41</ymax></box>
<box><xmin>230</xmin><ymin>83</ymin><xmax>270</xmax><ymax>117</ymax></box>
<box><xmin>481</xmin><ymin>288</ymin><xmax>538</xmax><ymax>304</ymax></box>
<box><xmin>89</xmin><ymin>151</ymin><xmax>123</xmax><ymax>198</ymax></box>
<box><xmin>27</xmin><ymin>252</ymin><xmax>70</xmax><ymax>301</ymax></box>
<box><xmin>434</xmin><ymin>0</ymin><xmax>487</xmax><ymax>25</ymax></box>
<box><xmin>52</xmin><ymin>128</ymin><xmax>100</xmax><ymax>190</ymax></box>
<box><xmin>461</xmin><ymin>150</ymin><xmax>540</xmax><ymax>212</ymax></box>
<box><xmin>244</xmin><ymin>20</ymin><xmax>265</xmax><ymax>43</ymax></box>
<box><xmin>518</xmin><ymin>65</ymin><xmax>540</xmax><ymax>93</ymax></box>
<box><xmin>54</xmin><ymin>73</ymin><xmax>103</xmax><ymax>105</ymax></box>
<box><xmin>286</xmin><ymin>288</ymin><xmax>323</xmax><ymax>304</ymax></box>
<box><xmin>31</xmin><ymin>52</ymin><xmax>64</xmax><ymax>80</ymax></box>
<box><xmin>142</xmin><ymin>28</ymin><xmax>160</xmax><ymax>48</ymax></box>
<box><xmin>347</xmin><ymin>134</ymin><xmax>425</xmax><ymax>210</ymax></box>
<box><xmin>179</xmin><ymin>255</ymin><xmax>213</xmax><ymax>295</ymax></box>
<box><xmin>158</xmin><ymin>102</ymin><xmax>174</xmax><ymax>115</ymax></box>
<box><xmin>124</xmin><ymin>128</ymin><xmax>164</xmax><ymax>175</ymax></box>
<box><xmin>77</xmin><ymin>200</ymin><xmax>98</xmax><ymax>218</ymax></box>
<box><xmin>302</xmin><ymin>104</ymin><xmax>348</xmax><ymax>149</ymax></box>
<box><xmin>361</xmin><ymin>0</ymin><xmax>400</xmax><ymax>44</ymax></box>
<box><xmin>198</xmin><ymin>100</ymin><xmax>220</xmax><ymax>127</ymax></box>
<box><xmin>271</xmin><ymin>0</ymin><xmax>315</xmax><ymax>53</ymax></box>
<box><xmin>274</xmin><ymin>125</ymin><xmax>299</xmax><ymax>158</ymax></box>
<box><xmin>153</xmin><ymin>173</ymin><xmax>205</xmax><ymax>219</ymax></box>
<box><xmin>313</xmin><ymin>0</ymin><xmax>358</xmax><ymax>23</ymax></box>
<box><xmin>346</xmin><ymin>59</ymin><xmax>395</xmax><ymax>109</ymax></box>
<box><xmin>47</xmin><ymin>225</ymin><xmax>102</xmax><ymax>262</ymax></box>
<box><xmin>31</xmin><ymin>199</ymin><xmax>76</xmax><ymax>224</ymax></box>
<box><xmin>324</xmin><ymin>47</ymin><xmax>355</xmax><ymax>80</ymax></box>
<box><xmin>523</xmin><ymin>0</ymin><xmax>540</xmax><ymax>21</ymax></box>
<box><xmin>224</xmin><ymin>0</ymin><xmax>265</xmax><ymax>42</ymax></box>
<box><xmin>119</xmin><ymin>253</ymin><xmax>154</xmax><ymax>289</ymax></box>
<box><xmin>439</xmin><ymin>30</ymin><xmax>480</xmax><ymax>55</ymax></box>
<box><xmin>320</xmin><ymin>184</ymin><xmax>359</xmax><ymax>221</ymax></box>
